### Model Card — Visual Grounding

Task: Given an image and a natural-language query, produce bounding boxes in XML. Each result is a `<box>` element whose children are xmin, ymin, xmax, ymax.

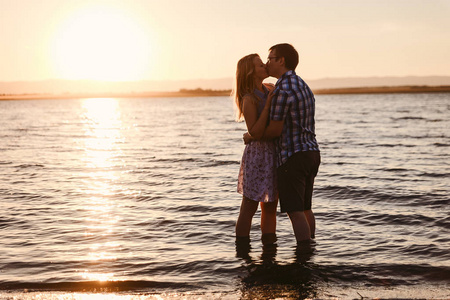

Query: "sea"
<box><xmin>0</xmin><ymin>93</ymin><xmax>448</xmax><ymax>299</ymax></box>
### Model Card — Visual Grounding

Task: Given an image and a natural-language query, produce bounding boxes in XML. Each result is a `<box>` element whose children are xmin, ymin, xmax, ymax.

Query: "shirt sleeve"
<box><xmin>270</xmin><ymin>88</ymin><xmax>290</xmax><ymax>121</ymax></box>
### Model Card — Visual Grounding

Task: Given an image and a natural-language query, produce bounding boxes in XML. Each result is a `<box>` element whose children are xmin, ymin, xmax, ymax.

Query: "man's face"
<box><xmin>266</xmin><ymin>49</ymin><xmax>280</xmax><ymax>77</ymax></box>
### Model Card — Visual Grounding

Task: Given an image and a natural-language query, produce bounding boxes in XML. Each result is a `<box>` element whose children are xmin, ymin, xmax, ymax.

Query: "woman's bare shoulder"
<box><xmin>243</xmin><ymin>93</ymin><xmax>257</xmax><ymax>104</ymax></box>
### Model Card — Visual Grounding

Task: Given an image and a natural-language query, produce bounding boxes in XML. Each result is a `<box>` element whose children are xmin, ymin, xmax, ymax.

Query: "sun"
<box><xmin>51</xmin><ymin>5</ymin><xmax>152</xmax><ymax>81</ymax></box>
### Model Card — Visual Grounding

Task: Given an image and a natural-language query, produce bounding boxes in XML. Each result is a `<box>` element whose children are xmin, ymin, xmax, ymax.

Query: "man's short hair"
<box><xmin>269</xmin><ymin>43</ymin><xmax>299</xmax><ymax>71</ymax></box>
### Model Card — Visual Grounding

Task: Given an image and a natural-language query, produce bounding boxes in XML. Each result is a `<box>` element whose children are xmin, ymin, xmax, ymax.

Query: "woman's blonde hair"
<box><xmin>232</xmin><ymin>53</ymin><xmax>259</xmax><ymax>121</ymax></box>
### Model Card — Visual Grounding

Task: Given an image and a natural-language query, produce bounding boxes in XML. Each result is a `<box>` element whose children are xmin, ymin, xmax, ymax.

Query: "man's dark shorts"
<box><xmin>277</xmin><ymin>151</ymin><xmax>321</xmax><ymax>213</ymax></box>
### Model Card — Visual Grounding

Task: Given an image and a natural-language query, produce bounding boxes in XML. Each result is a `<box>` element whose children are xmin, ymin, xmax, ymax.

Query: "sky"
<box><xmin>1</xmin><ymin>0</ymin><xmax>450</xmax><ymax>82</ymax></box>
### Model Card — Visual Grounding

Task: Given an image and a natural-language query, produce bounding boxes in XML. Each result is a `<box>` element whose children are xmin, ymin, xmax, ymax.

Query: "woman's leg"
<box><xmin>235</xmin><ymin>196</ymin><xmax>259</xmax><ymax>237</ymax></box>
<box><xmin>260</xmin><ymin>200</ymin><xmax>278</xmax><ymax>234</ymax></box>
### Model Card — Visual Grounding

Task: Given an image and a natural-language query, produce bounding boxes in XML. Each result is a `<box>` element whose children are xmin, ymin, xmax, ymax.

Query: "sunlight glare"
<box><xmin>80</xmin><ymin>98</ymin><xmax>125</xmax><ymax>283</ymax></box>
<box><xmin>82</xmin><ymin>98</ymin><xmax>123</xmax><ymax>169</ymax></box>
<box><xmin>52</xmin><ymin>5</ymin><xmax>152</xmax><ymax>81</ymax></box>
<box><xmin>79</xmin><ymin>270</ymin><xmax>115</xmax><ymax>282</ymax></box>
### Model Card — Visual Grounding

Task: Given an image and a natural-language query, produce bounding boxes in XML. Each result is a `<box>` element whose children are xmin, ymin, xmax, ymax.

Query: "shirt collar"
<box><xmin>275</xmin><ymin>70</ymin><xmax>296</xmax><ymax>86</ymax></box>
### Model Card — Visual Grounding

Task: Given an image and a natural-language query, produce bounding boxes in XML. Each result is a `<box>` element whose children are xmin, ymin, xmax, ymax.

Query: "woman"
<box><xmin>234</xmin><ymin>54</ymin><xmax>278</xmax><ymax>246</ymax></box>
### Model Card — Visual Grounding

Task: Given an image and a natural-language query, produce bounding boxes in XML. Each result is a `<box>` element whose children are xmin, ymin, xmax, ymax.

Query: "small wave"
<box><xmin>356</xmin><ymin>212</ymin><xmax>443</xmax><ymax>228</ymax></box>
<box><xmin>3</xmin><ymin>192</ymin><xmax>50</xmax><ymax>201</ymax></box>
<box><xmin>170</xmin><ymin>204</ymin><xmax>231</xmax><ymax>213</ymax></box>
<box><xmin>0</xmin><ymin>215</ymin><xmax>33</xmax><ymax>230</ymax></box>
<box><xmin>316</xmin><ymin>185</ymin><xmax>448</xmax><ymax>208</ymax></box>
<box><xmin>434</xmin><ymin>216</ymin><xmax>450</xmax><ymax>228</ymax></box>
<box><xmin>377</xmin><ymin>167</ymin><xmax>410</xmax><ymax>172</ymax></box>
<box><xmin>365</xmin><ymin>143</ymin><xmax>416</xmax><ymax>148</ymax></box>
<box><xmin>420</xmin><ymin>171</ymin><xmax>449</xmax><ymax>178</ymax></box>
<box><xmin>391</xmin><ymin>116</ymin><xmax>426</xmax><ymax>121</ymax></box>
<box><xmin>399</xmin><ymin>243</ymin><xmax>450</xmax><ymax>260</ymax></box>
<box><xmin>316</xmin><ymin>186</ymin><xmax>380</xmax><ymax>202</ymax></box>
<box><xmin>202</xmin><ymin>160</ymin><xmax>240</xmax><ymax>167</ymax></box>
<box><xmin>155</xmin><ymin>157</ymin><xmax>205</xmax><ymax>163</ymax></box>
<box><xmin>15</xmin><ymin>164</ymin><xmax>45</xmax><ymax>169</ymax></box>
<box><xmin>0</xmin><ymin>280</ymin><xmax>196</xmax><ymax>292</ymax></box>
<box><xmin>151</xmin><ymin>157</ymin><xmax>240</xmax><ymax>168</ymax></box>
<box><xmin>170</xmin><ymin>204</ymin><xmax>210</xmax><ymax>213</ymax></box>
<box><xmin>433</xmin><ymin>142</ymin><xmax>449</xmax><ymax>147</ymax></box>
<box><xmin>134</xmin><ymin>195</ymin><xmax>164</xmax><ymax>202</ymax></box>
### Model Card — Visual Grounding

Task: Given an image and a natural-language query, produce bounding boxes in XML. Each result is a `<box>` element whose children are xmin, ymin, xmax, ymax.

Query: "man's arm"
<box><xmin>262</xmin><ymin>87</ymin><xmax>288</xmax><ymax>139</ymax></box>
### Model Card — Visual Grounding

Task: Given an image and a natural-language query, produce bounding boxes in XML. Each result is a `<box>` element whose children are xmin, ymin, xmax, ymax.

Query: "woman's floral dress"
<box><xmin>237</xmin><ymin>87</ymin><xmax>278</xmax><ymax>202</ymax></box>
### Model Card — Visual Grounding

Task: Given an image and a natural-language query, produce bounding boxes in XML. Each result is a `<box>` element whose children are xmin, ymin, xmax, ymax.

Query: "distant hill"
<box><xmin>0</xmin><ymin>78</ymin><xmax>234</xmax><ymax>95</ymax></box>
<box><xmin>1</xmin><ymin>76</ymin><xmax>450</xmax><ymax>95</ymax></box>
<box><xmin>306</xmin><ymin>76</ymin><xmax>450</xmax><ymax>90</ymax></box>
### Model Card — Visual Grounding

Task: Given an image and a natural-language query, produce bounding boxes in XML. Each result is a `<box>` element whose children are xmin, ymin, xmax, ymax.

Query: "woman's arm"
<box><xmin>263</xmin><ymin>82</ymin><xmax>275</xmax><ymax>92</ymax></box>
<box><xmin>242</xmin><ymin>92</ymin><xmax>273</xmax><ymax>140</ymax></box>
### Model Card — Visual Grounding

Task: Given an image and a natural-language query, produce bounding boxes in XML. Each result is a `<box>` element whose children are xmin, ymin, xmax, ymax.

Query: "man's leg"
<box><xmin>278</xmin><ymin>151</ymin><xmax>320</xmax><ymax>243</ymax></box>
<box><xmin>302</xmin><ymin>151</ymin><xmax>320</xmax><ymax>239</ymax></box>
<box><xmin>304</xmin><ymin>209</ymin><xmax>315</xmax><ymax>238</ymax></box>
<box><xmin>277</xmin><ymin>153</ymin><xmax>309</xmax><ymax>243</ymax></box>
<box><xmin>287</xmin><ymin>210</ymin><xmax>311</xmax><ymax>242</ymax></box>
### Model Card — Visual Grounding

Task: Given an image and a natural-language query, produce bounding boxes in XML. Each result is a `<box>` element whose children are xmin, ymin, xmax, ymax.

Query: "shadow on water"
<box><xmin>236</xmin><ymin>239</ymin><xmax>319</xmax><ymax>299</ymax></box>
<box><xmin>235</xmin><ymin>237</ymin><xmax>450</xmax><ymax>299</ymax></box>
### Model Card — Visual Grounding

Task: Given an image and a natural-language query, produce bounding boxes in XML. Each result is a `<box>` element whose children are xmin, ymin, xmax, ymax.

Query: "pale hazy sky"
<box><xmin>1</xmin><ymin>0</ymin><xmax>449</xmax><ymax>82</ymax></box>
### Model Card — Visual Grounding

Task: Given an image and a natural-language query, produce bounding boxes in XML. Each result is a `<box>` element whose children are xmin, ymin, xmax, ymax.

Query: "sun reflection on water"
<box><xmin>82</xmin><ymin>98</ymin><xmax>124</xmax><ymax>168</ymax></box>
<box><xmin>80</xmin><ymin>98</ymin><xmax>123</xmax><ymax>282</ymax></box>
<box><xmin>79</xmin><ymin>271</ymin><xmax>116</xmax><ymax>282</ymax></box>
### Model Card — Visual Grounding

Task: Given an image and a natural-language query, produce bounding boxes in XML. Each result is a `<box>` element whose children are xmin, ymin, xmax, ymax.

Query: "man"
<box><xmin>263</xmin><ymin>43</ymin><xmax>321</xmax><ymax>243</ymax></box>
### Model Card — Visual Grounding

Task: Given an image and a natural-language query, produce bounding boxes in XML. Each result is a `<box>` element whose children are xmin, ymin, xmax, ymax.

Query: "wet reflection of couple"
<box><xmin>234</xmin><ymin>43</ymin><xmax>321</xmax><ymax>248</ymax></box>
<box><xmin>236</xmin><ymin>240</ymin><xmax>318</xmax><ymax>299</ymax></box>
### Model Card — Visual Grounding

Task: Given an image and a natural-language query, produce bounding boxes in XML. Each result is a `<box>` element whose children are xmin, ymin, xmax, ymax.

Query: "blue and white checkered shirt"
<box><xmin>270</xmin><ymin>70</ymin><xmax>319</xmax><ymax>167</ymax></box>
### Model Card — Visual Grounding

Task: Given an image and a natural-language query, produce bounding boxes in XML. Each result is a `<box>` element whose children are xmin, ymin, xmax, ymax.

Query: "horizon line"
<box><xmin>2</xmin><ymin>74</ymin><xmax>450</xmax><ymax>83</ymax></box>
<box><xmin>2</xmin><ymin>85</ymin><xmax>450</xmax><ymax>101</ymax></box>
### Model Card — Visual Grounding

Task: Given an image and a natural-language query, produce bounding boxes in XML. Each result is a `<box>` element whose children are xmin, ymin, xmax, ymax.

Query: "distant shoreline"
<box><xmin>1</xmin><ymin>85</ymin><xmax>449</xmax><ymax>100</ymax></box>
<box><xmin>312</xmin><ymin>85</ymin><xmax>450</xmax><ymax>95</ymax></box>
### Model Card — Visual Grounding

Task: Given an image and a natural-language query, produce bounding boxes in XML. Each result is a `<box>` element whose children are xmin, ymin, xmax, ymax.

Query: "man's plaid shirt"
<box><xmin>270</xmin><ymin>70</ymin><xmax>320</xmax><ymax>167</ymax></box>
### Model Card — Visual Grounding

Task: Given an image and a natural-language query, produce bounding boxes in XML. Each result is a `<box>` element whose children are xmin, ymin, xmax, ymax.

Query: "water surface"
<box><xmin>0</xmin><ymin>93</ymin><xmax>448</xmax><ymax>298</ymax></box>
